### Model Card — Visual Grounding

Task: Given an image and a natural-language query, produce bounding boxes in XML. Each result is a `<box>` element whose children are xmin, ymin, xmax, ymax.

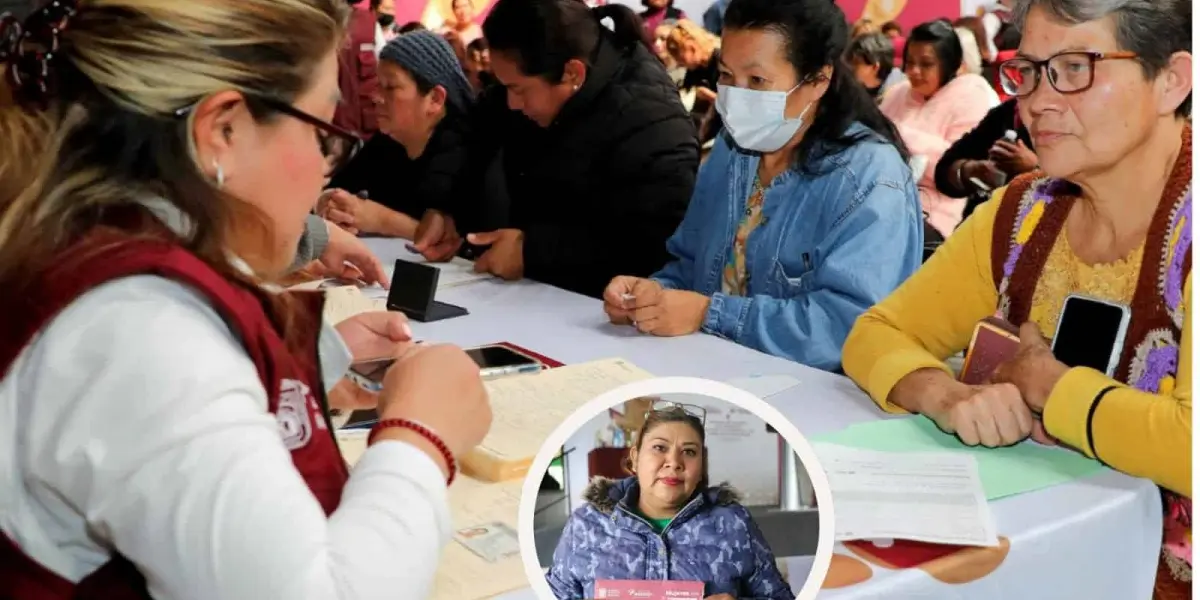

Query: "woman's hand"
<box><xmin>959</xmin><ymin>159</ymin><xmax>1007</xmax><ymax>192</ymax></box>
<box><xmin>318</xmin><ymin>221</ymin><xmax>390</xmax><ymax>288</ymax></box>
<box><xmin>988</xmin><ymin>139</ymin><xmax>1039</xmax><ymax>178</ymax></box>
<box><xmin>695</xmin><ymin>86</ymin><xmax>718</xmax><ymax>104</ymax></box>
<box><xmin>602</xmin><ymin>276</ymin><xmax>662</xmax><ymax>325</ymax></box>
<box><xmin>895</xmin><ymin>370</ymin><xmax>1035</xmax><ymax>447</ymax></box>
<box><xmin>413</xmin><ymin>209</ymin><xmax>463</xmax><ymax>262</ymax></box>
<box><xmin>328</xmin><ymin>377</ymin><xmax>379</xmax><ymax>411</ymax></box>
<box><xmin>928</xmin><ymin>382</ymin><xmax>1035</xmax><ymax>447</ymax></box>
<box><xmin>991</xmin><ymin>322</ymin><xmax>1071</xmax><ymax>418</ymax></box>
<box><xmin>318</xmin><ymin>189</ymin><xmax>370</xmax><ymax>234</ymax></box>
<box><xmin>630</xmin><ymin>288</ymin><xmax>711</xmax><ymax>337</ymax></box>
<box><xmin>335</xmin><ymin>311</ymin><xmax>414</xmax><ymax>362</ymax></box>
<box><xmin>378</xmin><ymin>344</ymin><xmax>492</xmax><ymax>459</ymax></box>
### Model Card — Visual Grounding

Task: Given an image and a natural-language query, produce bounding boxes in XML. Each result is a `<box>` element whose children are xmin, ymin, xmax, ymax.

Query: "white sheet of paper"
<box><xmin>813</xmin><ymin>443</ymin><xmax>999</xmax><ymax>547</ymax></box>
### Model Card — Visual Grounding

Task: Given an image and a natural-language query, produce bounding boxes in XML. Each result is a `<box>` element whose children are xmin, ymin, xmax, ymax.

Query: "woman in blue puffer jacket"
<box><xmin>545</xmin><ymin>403</ymin><xmax>793</xmax><ymax>600</ymax></box>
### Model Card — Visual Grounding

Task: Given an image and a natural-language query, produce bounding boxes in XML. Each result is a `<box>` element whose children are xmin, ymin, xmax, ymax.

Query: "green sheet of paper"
<box><xmin>812</xmin><ymin>416</ymin><xmax>1108</xmax><ymax>500</ymax></box>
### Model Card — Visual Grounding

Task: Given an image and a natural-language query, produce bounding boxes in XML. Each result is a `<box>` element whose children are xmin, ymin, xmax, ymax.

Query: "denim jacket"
<box><xmin>545</xmin><ymin>477</ymin><xmax>792</xmax><ymax>600</ymax></box>
<box><xmin>652</xmin><ymin>124</ymin><xmax>922</xmax><ymax>371</ymax></box>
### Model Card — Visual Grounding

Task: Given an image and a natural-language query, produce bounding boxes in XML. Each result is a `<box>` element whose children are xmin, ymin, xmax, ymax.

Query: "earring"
<box><xmin>572</xmin><ymin>84</ymin><xmax>580</xmax><ymax>92</ymax></box>
<box><xmin>212</xmin><ymin>160</ymin><xmax>225</xmax><ymax>189</ymax></box>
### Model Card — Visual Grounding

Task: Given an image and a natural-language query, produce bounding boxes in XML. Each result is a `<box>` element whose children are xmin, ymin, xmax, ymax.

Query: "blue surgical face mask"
<box><xmin>715</xmin><ymin>83</ymin><xmax>814</xmax><ymax>153</ymax></box>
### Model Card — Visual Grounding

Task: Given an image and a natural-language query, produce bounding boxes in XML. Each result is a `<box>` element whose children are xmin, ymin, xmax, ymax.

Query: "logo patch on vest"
<box><xmin>277</xmin><ymin>379</ymin><xmax>315</xmax><ymax>450</ymax></box>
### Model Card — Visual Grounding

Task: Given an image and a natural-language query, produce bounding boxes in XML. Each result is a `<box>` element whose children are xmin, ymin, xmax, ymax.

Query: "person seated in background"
<box><xmin>881</xmin><ymin>20</ymin><xmax>905</xmax><ymax>67</ymax></box>
<box><xmin>464</xmin><ymin>38</ymin><xmax>496</xmax><ymax>92</ymax></box>
<box><xmin>844</xmin><ymin>0</ymin><xmax>1191</xmax><ymax>596</ymax></box>
<box><xmin>441</xmin><ymin>0</ymin><xmax>484</xmax><ymax>44</ymax></box>
<box><xmin>933</xmin><ymin>97</ymin><xmax>1036</xmax><ymax>221</ymax></box>
<box><xmin>372</xmin><ymin>0</ymin><xmax>398</xmax><ymax>46</ymax></box>
<box><xmin>412</xmin><ymin>0</ymin><xmax>698</xmax><ymax>300</ymax></box>
<box><xmin>0</xmin><ymin>0</ymin><xmax>492</xmax><ymax>596</ymax></box>
<box><xmin>881</xmin><ymin>20</ymin><xmax>998</xmax><ymax>237</ymax></box>
<box><xmin>603</xmin><ymin>0</ymin><xmax>921</xmax><ymax>372</ymax></box>
<box><xmin>321</xmin><ymin>31</ymin><xmax>475</xmax><ymax>240</ymax></box>
<box><xmin>545</xmin><ymin>405</ymin><xmax>792</xmax><ymax>600</ymax></box>
<box><xmin>666</xmin><ymin>20</ymin><xmax>722</xmax><ymax>142</ymax></box>
<box><xmin>846</xmin><ymin>32</ymin><xmax>905</xmax><ymax>102</ymax></box>
<box><xmin>639</xmin><ymin>0</ymin><xmax>686</xmax><ymax>36</ymax></box>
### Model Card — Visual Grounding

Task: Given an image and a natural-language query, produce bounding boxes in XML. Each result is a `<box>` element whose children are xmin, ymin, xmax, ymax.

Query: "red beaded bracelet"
<box><xmin>368</xmin><ymin>418</ymin><xmax>457</xmax><ymax>486</ymax></box>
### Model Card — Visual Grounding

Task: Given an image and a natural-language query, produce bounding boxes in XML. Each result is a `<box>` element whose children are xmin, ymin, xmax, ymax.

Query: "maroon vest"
<box><xmin>333</xmin><ymin>2</ymin><xmax>380</xmax><ymax>137</ymax></box>
<box><xmin>0</xmin><ymin>232</ymin><xmax>350</xmax><ymax>599</ymax></box>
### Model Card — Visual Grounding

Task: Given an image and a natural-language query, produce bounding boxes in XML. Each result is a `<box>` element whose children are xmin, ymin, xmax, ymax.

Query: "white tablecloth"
<box><xmin>363</xmin><ymin>239</ymin><xmax>1163</xmax><ymax>600</ymax></box>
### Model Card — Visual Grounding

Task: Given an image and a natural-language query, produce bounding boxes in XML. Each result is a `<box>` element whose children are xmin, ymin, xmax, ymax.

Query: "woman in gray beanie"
<box><xmin>320</xmin><ymin>30</ymin><xmax>476</xmax><ymax>240</ymax></box>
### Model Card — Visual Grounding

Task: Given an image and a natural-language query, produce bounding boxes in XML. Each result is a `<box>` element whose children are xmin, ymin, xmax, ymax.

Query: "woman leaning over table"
<box><xmin>546</xmin><ymin>405</ymin><xmax>791</xmax><ymax>600</ymax></box>
<box><xmin>602</xmin><ymin>0</ymin><xmax>922</xmax><ymax>373</ymax></box>
<box><xmin>843</xmin><ymin>0</ymin><xmax>1192</xmax><ymax>596</ymax></box>
<box><xmin>319</xmin><ymin>30</ymin><xmax>476</xmax><ymax>242</ymax></box>
<box><xmin>0</xmin><ymin>1</ymin><xmax>491</xmax><ymax>597</ymax></box>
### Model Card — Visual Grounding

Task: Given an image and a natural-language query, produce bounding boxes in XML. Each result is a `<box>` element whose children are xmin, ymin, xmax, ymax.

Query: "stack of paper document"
<box><xmin>813</xmin><ymin>443</ymin><xmax>999</xmax><ymax>547</ymax></box>
<box><xmin>463</xmin><ymin>358</ymin><xmax>654</xmax><ymax>482</ymax></box>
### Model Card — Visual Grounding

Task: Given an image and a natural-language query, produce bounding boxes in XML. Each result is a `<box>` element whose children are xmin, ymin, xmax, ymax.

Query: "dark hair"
<box><xmin>467</xmin><ymin>37</ymin><xmax>489</xmax><ymax>53</ymax></box>
<box><xmin>483</xmin><ymin>0</ymin><xmax>653</xmax><ymax>83</ymax></box>
<box><xmin>905</xmin><ymin>20</ymin><xmax>963</xmax><ymax>87</ymax></box>
<box><xmin>845</xmin><ymin>32</ymin><xmax>895</xmax><ymax>81</ymax></box>
<box><xmin>722</xmin><ymin>0</ymin><xmax>910</xmax><ymax>171</ymax></box>
<box><xmin>881</xmin><ymin>20</ymin><xmax>903</xmax><ymax>36</ymax></box>
<box><xmin>1012</xmin><ymin>0</ymin><xmax>1191</xmax><ymax>118</ymax></box>
<box><xmin>398</xmin><ymin>21</ymin><xmax>427</xmax><ymax>33</ymax></box>
<box><xmin>952</xmin><ymin>16</ymin><xmax>991</xmax><ymax>60</ymax></box>
<box><xmin>994</xmin><ymin>21</ymin><xmax>1021</xmax><ymax>51</ymax></box>
<box><xmin>628</xmin><ymin>406</ymin><xmax>709</xmax><ymax>493</ymax></box>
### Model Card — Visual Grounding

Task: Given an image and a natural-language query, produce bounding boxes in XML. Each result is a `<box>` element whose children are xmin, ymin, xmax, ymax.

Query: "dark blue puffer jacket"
<box><xmin>545</xmin><ymin>476</ymin><xmax>794</xmax><ymax>600</ymax></box>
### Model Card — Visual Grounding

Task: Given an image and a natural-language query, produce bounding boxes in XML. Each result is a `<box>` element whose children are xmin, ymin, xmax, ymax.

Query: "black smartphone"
<box><xmin>1050</xmin><ymin>294</ymin><xmax>1132</xmax><ymax>377</ymax></box>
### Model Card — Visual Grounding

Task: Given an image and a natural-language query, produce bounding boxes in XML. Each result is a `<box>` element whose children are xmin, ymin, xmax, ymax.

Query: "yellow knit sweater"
<box><xmin>842</xmin><ymin>192</ymin><xmax>1192</xmax><ymax>498</ymax></box>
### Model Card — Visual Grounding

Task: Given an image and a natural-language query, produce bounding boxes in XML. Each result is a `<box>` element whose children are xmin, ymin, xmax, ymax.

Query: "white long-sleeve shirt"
<box><xmin>0</xmin><ymin>269</ymin><xmax>450</xmax><ymax>598</ymax></box>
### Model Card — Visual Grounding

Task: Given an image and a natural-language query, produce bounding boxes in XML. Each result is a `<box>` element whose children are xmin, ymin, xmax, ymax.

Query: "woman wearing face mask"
<box><xmin>880</xmin><ymin>20</ymin><xmax>1000</xmax><ymax>237</ymax></box>
<box><xmin>545</xmin><ymin>404</ymin><xmax>791</xmax><ymax>600</ymax></box>
<box><xmin>319</xmin><ymin>31</ymin><xmax>475</xmax><ymax>240</ymax></box>
<box><xmin>0</xmin><ymin>1</ymin><xmax>491</xmax><ymax>596</ymax></box>
<box><xmin>372</xmin><ymin>0</ymin><xmax>397</xmax><ymax>45</ymax></box>
<box><xmin>602</xmin><ymin>0</ymin><xmax>921</xmax><ymax>373</ymax></box>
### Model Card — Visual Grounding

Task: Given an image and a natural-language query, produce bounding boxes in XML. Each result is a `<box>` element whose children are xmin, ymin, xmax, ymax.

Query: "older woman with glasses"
<box><xmin>545</xmin><ymin>403</ymin><xmax>791</xmax><ymax>600</ymax></box>
<box><xmin>843</xmin><ymin>0</ymin><xmax>1192</xmax><ymax>597</ymax></box>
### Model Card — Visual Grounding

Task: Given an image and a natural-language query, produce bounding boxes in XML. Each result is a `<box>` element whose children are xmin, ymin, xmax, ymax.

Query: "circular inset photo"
<box><xmin>518</xmin><ymin>377</ymin><xmax>834</xmax><ymax>600</ymax></box>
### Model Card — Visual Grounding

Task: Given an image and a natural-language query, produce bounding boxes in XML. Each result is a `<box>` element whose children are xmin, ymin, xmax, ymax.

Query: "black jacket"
<box><xmin>463</xmin><ymin>35</ymin><xmax>699</xmax><ymax>299</ymax></box>
<box><xmin>329</xmin><ymin>114</ymin><xmax>472</xmax><ymax>220</ymax></box>
<box><xmin>933</xmin><ymin>98</ymin><xmax>1033</xmax><ymax>199</ymax></box>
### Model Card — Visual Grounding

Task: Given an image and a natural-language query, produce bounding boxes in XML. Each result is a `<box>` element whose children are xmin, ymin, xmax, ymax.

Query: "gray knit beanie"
<box><xmin>379</xmin><ymin>30</ymin><xmax>475</xmax><ymax>113</ymax></box>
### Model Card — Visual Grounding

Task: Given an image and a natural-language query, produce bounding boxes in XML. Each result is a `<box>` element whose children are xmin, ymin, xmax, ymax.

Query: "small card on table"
<box><xmin>453</xmin><ymin>522</ymin><xmax>520</xmax><ymax>563</ymax></box>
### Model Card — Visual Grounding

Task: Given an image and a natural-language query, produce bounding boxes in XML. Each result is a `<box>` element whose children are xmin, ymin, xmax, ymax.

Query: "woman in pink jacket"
<box><xmin>881</xmin><ymin>20</ymin><xmax>999</xmax><ymax>237</ymax></box>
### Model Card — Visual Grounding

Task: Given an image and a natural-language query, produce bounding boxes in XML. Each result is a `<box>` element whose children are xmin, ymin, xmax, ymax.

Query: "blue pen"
<box><xmin>480</xmin><ymin>363</ymin><xmax>544</xmax><ymax>380</ymax></box>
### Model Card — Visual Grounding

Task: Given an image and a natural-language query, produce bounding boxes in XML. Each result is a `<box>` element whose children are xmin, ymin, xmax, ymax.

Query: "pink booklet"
<box><xmin>593</xmin><ymin>580</ymin><xmax>705</xmax><ymax>599</ymax></box>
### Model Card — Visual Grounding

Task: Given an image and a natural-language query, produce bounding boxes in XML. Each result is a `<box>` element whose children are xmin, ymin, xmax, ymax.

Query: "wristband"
<box><xmin>956</xmin><ymin>160</ymin><xmax>968</xmax><ymax>194</ymax></box>
<box><xmin>369</xmin><ymin>418</ymin><xmax>457</xmax><ymax>486</ymax></box>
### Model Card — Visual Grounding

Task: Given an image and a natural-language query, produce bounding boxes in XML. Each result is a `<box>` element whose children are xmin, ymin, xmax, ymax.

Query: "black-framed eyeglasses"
<box><xmin>173</xmin><ymin>96</ymin><xmax>363</xmax><ymax>177</ymax></box>
<box><xmin>999</xmin><ymin>51</ymin><xmax>1139</xmax><ymax>98</ymax></box>
<box><xmin>646</xmin><ymin>400</ymin><xmax>707</xmax><ymax>427</ymax></box>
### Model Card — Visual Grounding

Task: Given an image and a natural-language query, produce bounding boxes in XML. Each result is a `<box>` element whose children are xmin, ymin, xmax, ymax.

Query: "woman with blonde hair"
<box><xmin>666</xmin><ymin>19</ymin><xmax>722</xmax><ymax>140</ymax></box>
<box><xmin>0</xmin><ymin>0</ymin><xmax>491</xmax><ymax>597</ymax></box>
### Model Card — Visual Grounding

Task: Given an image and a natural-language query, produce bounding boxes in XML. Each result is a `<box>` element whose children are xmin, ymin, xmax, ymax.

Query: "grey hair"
<box><xmin>845</xmin><ymin>32</ymin><xmax>896</xmax><ymax>79</ymax></box>
<box><xmin>1011</xmin><ymin>0</ymin><xmax>1191</xmax><ymax>115</ymax></box>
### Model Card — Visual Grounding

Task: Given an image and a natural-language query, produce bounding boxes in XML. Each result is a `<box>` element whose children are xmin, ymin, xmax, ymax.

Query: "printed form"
<box><xmin>813</xmin><ymin>443</ymin><xmax>999</xmax><ymax>547</ymax></box>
